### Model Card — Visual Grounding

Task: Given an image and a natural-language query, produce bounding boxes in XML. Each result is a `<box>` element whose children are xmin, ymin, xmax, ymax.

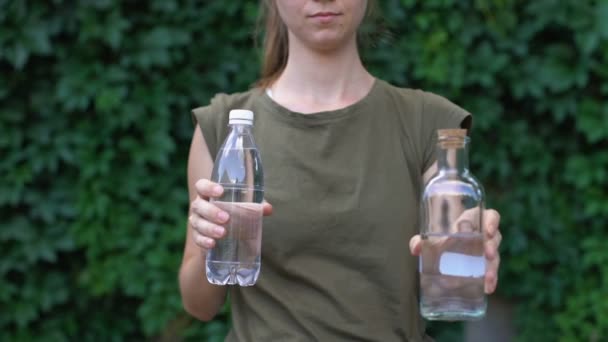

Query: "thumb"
<box><xmin>409</xmin><ymin>235</ymin><xmax>422</xmax><ymax>256</ymax></box>
<box><xmin>262</xmin><ymin>200</ymin><xmax>273</xmax><ymax>216</ymax></box>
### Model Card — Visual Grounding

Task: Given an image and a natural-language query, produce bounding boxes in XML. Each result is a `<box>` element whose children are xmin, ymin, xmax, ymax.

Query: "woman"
<box><xmin>179</xmin><ymin>0</ymin><xmax>502</xmax><ymax>340</ymax></box>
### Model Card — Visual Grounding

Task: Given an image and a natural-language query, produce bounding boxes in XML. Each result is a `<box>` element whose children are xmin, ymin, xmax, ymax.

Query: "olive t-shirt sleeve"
<box><xmin>191</xmin><ymin>93</ymin><xmax>230</xmax><ymax>160</ymax></box>
<box><xmin>420</xmin><ymin>91</ymin><xmax>472</xmax><ymax>173</ymax></box>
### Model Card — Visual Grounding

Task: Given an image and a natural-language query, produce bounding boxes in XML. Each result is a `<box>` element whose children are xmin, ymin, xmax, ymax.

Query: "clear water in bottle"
<box><xmin>205</xmin><ymin>110</ymin><xmax>264</xmax><ymax>286</ymax></box>
<box><xmin>207</xmin><ymin>193</ymin><xmax>263</xmax><ymax>286</ymax></box>
<box><xmin>419</xmin><ymin>232</ymin><xmax>486</xmax><ymax>320</ymax></box>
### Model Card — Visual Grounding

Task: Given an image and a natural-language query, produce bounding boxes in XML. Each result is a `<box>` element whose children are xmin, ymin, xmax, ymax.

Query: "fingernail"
<box><xmin>217</xmin><ymin>211</ymin><xmax>229</xmax><ymax>222</ymax></box>
<box><xmin>213</xmin><ymin>185</ymin><xmax>223</xmax><ymax>195</ymax></box>
<box><xmin>214</xmin><ymin>227</ymin><xmax>225</xmax><ymax>236</ymax></box>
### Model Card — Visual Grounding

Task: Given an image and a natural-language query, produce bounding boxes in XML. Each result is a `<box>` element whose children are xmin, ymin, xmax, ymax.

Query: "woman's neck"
<box><xmin>269</xmin><ymin>35</ymin><xmax>375</xmax><ymax>114</ymax></box>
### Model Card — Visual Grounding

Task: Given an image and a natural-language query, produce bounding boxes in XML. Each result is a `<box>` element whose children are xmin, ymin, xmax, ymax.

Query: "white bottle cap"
<box><xmin>229</xmin><ymin>109</ymin><xmax>254</xmax><ymax>125</ymax></box>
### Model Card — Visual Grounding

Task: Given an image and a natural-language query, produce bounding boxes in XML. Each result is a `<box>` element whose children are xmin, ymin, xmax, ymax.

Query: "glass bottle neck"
<box><xmin>437</xmin><ymin>142</ymin><xmax>469</xmax><ymax>173</ymax></box>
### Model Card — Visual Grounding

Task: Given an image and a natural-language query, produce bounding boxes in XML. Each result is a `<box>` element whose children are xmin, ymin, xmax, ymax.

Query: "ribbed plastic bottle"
<box><xmin>206</xmin><ymin>109</ymin><xmax>264</xmax><ymax>286</ymax></box>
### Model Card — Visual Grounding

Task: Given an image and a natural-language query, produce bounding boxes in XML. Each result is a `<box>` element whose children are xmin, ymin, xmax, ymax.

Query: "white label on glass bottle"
<box><xmin>439</xmin><ymin>252</ymin><xmax>485</xmax><ymax>277</ymax></box>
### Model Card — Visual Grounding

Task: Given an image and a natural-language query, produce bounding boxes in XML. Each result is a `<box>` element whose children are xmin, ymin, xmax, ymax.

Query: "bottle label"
<box><xmin>438</xmin><ymin>252</ymin><xmax>485</xmax><ymax>277</ymax></box>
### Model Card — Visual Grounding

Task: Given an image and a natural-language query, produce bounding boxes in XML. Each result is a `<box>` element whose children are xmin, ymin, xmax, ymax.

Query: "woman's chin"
<box><xmin>305</xmin><ymin>33</ymin><xmax>354</xmax><ymax>52</ymax></box>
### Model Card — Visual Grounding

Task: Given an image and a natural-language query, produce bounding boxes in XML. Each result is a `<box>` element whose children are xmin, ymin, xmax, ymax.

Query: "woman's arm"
<box><xmin>179</xmin><ymin>126</ymin><xmax>227</xmax><ymax>321</ymax></box>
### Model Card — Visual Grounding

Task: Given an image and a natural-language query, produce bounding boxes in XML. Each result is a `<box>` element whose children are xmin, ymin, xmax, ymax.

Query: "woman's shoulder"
<box><xmin>377</xmin><ymin>80</ymin><xmax>469</xmax><ymax>118</ymax></box>
<box><xmin>191</xmin><ymin>88</ymin><xmax>266</xmax><ymax>158</ymax></box>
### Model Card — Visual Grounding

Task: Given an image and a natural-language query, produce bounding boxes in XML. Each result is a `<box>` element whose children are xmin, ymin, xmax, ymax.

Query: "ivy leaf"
<box><xmin>598</xmin><ymin>2</ymin><xmax>608</xmax><ymax>38</ymax></box>
<box><xmin>6</xmin><ymin>43</ymin><xmax>28</xmax><ymax>69</ymax></box>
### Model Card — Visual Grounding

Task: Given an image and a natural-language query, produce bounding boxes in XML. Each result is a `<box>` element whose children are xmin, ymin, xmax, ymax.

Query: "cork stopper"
<box><xmin>437</xmin><ymin>129</ymin><xmax>467</xmax><ymax>139</ymax></box>
<box><xmin>437</xmin><ymin>129</ymin><xmax>468</xmax><ymax>148</ymax></box>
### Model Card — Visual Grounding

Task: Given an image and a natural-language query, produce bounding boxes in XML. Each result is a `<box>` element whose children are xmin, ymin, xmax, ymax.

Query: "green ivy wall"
<box><xmin>1</xmin><ymin>1</ymin><xmax>606</xmax><ymax>341</ymax></box>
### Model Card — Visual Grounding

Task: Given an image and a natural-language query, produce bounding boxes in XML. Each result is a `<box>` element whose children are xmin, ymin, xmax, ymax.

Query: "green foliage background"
<box><xmin>1</xmin><ymin>0</ymin><xmax>606</xmax><ymax>341</ymax></box>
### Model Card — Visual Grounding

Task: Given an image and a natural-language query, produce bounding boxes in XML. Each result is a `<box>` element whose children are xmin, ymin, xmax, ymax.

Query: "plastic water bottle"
<box><xmin>420</xmin><ymin>129</ymin><xmax>486</xmax><ymax>320</ymax></box>
<box><xmin>206</xmin><ymin>109</ymin><xmax>264</xmax><ymax>286</ymax></box>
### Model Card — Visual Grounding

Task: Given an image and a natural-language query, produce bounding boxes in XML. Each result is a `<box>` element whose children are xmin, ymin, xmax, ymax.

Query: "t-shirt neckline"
<box><xmin>259</xmin><ymin>78</ymin><xmax>382</xmax><ymax>125</ymax></box>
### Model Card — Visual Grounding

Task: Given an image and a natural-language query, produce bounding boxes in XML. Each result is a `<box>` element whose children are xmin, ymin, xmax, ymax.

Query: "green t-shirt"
<box><xmin>193</xmin><ymin>79</ymin><xmax>471</xmax><ymax>342</ymax></box>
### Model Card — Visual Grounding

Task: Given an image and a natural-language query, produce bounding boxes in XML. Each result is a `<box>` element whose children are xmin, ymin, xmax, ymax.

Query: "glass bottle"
<box><xmin>206</xmin><ymin>109</ymin><xmax>264</xmax><ymax>286</ymax></box>
<box><xmin>419</xmin><ymin>128</ymin><xmax>486</xmax><ymax>320</ymax></box>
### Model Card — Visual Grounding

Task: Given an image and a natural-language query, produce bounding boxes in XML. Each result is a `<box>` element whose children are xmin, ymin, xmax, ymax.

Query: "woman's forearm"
<box><xmin>179</xmin><ymin>250</ymin><xmax>227</xmax><ymax>321</ymax></box>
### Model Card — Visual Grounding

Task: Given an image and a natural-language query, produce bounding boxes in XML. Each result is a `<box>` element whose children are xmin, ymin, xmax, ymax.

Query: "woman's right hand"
<box><xmin>189</xmin><ymin>179</ymin><xmax>273</xmax><ymax>252</ymax></box>
<box><xmin>189</xmin><ymin>179</ymin><xmax>230</xmax><ymax>251</ymax></box>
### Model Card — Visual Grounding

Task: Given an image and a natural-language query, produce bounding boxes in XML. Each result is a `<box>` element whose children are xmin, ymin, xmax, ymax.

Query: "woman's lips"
<box><xmin>309</xmin><ymin>12</ymin><xmax>342</xmax><ymax>23</ymax></box>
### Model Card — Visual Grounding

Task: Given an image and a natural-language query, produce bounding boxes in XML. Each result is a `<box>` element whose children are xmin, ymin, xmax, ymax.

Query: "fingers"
<box><xmin>195</xmin><ymin>179</ymin><xmax>224</xmax><ymax>199</ymax></box>
<box><xmin>189</xmin><ymin>186</ymin><xmax>228</xmax><ymax>251</ymax></box>
<box><xmin>483</xmin><ymin>209</ymin><xmax>501</xmax><ymax>294</ymax></box>
<box><xmin>194</xmin><ymin>234</ymin><xmax>216</xmax><ymax>250</ymax></box>
<box><xmin>189</xmin><ymin>211</ymin><xmax>226</xmax><ymax>249</ymax></box>
<box><xmin>455</xmin><ymin>208</ymin><xmax>500</xmax><ymax>292</ymax></box>
<box><xmin>189</xmin><ymin>213</ymin><xmax>226</xmax><ymax>239</ymax></box>
<box><xmin>483</xmin><ymin>209</ymin><xmax>501</xmax><ymax>239</ymax></box>
<box><xmin>485</xmin><ymin>253</ymin><xmax>500</xmax><ymax>294</ymax></box>
<box><xmin>484</xmin><ymin>231</ymin><xmax>502</xmax><ymax>260</ymax></box>
<box><xmin>409</xmin><ymin>235</ymin><xmax>422</xmax><ymax>256</ymax></box>
<box><xmin>484</xmin><ymin>227</ymin><xmax>501</xmax><ymax>293</ymax></box>
<box><xmin>191</xmin><ymin>196</ymin><xmax>230</xmax><ymax>225</ymax></box>
<box><xmin>197</xmin><ymin>178</ymin><xmax>273</xmax><ymax>215</ymax></box>
<box><xmin>189</xmin><ymin>210</ymin><xmax>226</xmax><ymax>250</ymax></box>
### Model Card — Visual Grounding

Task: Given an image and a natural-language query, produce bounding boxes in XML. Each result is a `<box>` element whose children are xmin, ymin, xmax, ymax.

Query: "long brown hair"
<box><xmin>255</xmin><ymin>0</ymin><xmax>289</xmax><ymax>89</ymax></box>
<box><xmin>254</xmin><ymin>0</ymin><xmax>379</xmax><ymax>89</ymax></box>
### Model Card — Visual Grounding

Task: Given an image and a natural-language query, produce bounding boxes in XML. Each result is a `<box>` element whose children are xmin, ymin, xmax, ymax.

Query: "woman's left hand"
<box><xmin>409</xmin><ymin>209</ymin><xmax>502</xmax><ymax>294</ymax></box>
